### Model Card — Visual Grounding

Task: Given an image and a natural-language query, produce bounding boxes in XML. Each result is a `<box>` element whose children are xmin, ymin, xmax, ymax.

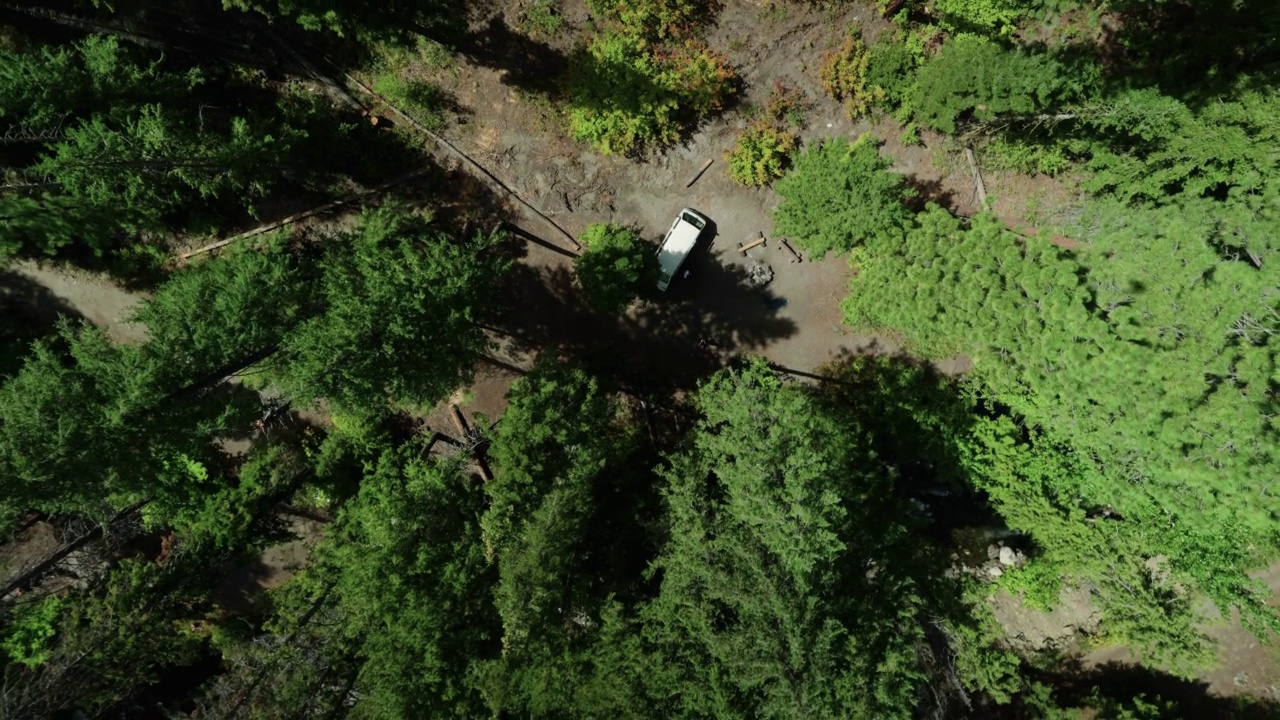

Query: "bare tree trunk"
<box><xmin>219</xmin><ymin>585</ymin><xmax>335</xmax><ymax>720</ymax></box>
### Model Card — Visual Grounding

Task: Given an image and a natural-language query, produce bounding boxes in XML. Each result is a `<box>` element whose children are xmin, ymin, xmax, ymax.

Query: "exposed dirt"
<box><xmin>214</xmin><ymin>515</ymin><xmax>327</xmax><ymax>614</ymax></box>
<box><xmin>2</xmin><ymin>259</ymin><xmax>147</xmax><ymax>343</ymax></box>
<box><xmin>422</xmin><ymin>0</ymin><xmax>990</xmax><ymax>432</ymax></box>
<box><xmin>989</xmin><ymin>585</ymin><xmax>1103</xmax><ymax>655</ymax></box>
<box><xmin>989</xmin><ymin>562</ymin><xmax>1280</xmax><ymax>702</ymax></box>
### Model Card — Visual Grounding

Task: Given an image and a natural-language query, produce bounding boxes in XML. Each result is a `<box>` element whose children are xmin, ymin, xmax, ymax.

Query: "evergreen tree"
<box><xmin>132</xmin><ymin>238</ymin><xmax>318</xmax><ymax>392</ymax></box>
<box><xmin>639</xmin><ymin>359</ymin><xmax>929</xmax><ymax>718</ymax></box>
<box><xmin>278</xmin><ymin>208</ymin><xmax>510</xmax><ymax>417</ymax></box>
<box><xmin>772</xmin><ymin>136</ymin><xmax>913</xmax><ymax>257</ymax></box>
<box><xmin>476</xmin><ymin>362</ymin><xmax>650</xmax><ymax>714</ymax></box>
<box><xmin>844</xmin><ymin>202</ymin><xmax>1280</xmax><ymax>667</ymax></box>
<box><xmin>0</xmin><ymin>323</ymin><xmax>252</xmax><ymax>530</ymax></box>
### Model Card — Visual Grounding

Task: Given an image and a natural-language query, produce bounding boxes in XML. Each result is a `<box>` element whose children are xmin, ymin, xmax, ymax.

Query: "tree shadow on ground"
<box><xmin>1033</xmin><ymin>656</ymin><xmax>1280</xmax><ymax>719</ymax></box>
<box><xmin>458</xmin><ymin>16</ymin><xmax>570</xmax><ymax>97</ymax></box>
<box><xmin>0</xmin><ymin>269</ymin><xmax>85</xmax><ymax>329</ymax></box>
<box><xmin>903</xmin><ymin>175</ymin><xmax>959</xmax><ymax>215</ymax></box>
<box><xmin>491</xmin><ymin>226</ymin><xmax>797</xmax><ymax>395</ymax></box>
<box><xmin>0</xmin><ymin>268</ymin><xmax>88</xmax><ymax>375</ymax></box>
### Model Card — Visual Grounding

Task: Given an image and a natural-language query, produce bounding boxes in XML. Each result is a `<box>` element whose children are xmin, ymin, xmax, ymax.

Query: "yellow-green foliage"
<box><xmin>587</xmin><ymin>0</ymin><xmax>709</xmax><ymax>40</ymax></box>
<box><xmin>569</xmin><ymin>32</ymin><xmax>736</xmax><ymax>155</ymax></box>
<box><xmin>1</xmin><ymin>596</ymin><xmax>64</xmax><ymax>669</ymax></box>
<box><xmin>727</xmin><ymin>125</ymin><xmax>797</xmax><ymax>187</ymax></box>
<box><xmin>934</xmin><ymin>0</ymin><xmax>1023</xmax><ymax>35</ymax></box>
<box><xmin>727</xmin><ymin>83</ymin><xmax>805</xmax><ymax>187</ymax></box>
<box><xmin>820</xmin><ymin>29</ymin><xmax>884</xmax><ymax>118</ymax></box>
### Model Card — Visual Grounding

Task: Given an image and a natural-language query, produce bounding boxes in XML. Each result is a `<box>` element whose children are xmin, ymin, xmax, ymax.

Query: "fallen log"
<box><xmin>684</xmin><ymin>158</ymin><xmax>714</xmax><ymax>188</ymax></box>
<box><xmin>779</xmin><ymin>237</ymin><xmax>803</xmax><ymax>263</ymax></box>
<box><xmin>965</xmin><ymin>147</ymin><xmax>989</xmax><ymax>211</ymax></box>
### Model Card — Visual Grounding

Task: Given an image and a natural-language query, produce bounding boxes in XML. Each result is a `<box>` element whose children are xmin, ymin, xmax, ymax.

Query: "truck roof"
<box><xmin>657</xmin><ymin>210</ymin><xmax>705</xmax><ymax>290</ymax></box>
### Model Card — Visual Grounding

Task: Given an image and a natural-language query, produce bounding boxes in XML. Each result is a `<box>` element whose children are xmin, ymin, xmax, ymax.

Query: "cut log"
<box><xmin>779</xmin><ymin>237</ymin><xmax>803</xmax><ymax>263</ymax></box>
<box><xmin>449</xmin><ymin>404</ymin><xmax>471</xmax><ymax>438</ymax></box>
<box><xmin>684</xmin><ymin>158</ymin><xmax>714</xmax><ymax>188</ymax></box>
<box><xmin>738</xmin><ymin>233</ymin><xmax>767</xmax><ymax>254</ymax></box>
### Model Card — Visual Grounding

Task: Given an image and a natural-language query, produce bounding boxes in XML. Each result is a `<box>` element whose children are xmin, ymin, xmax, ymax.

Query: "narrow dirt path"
<box><xmin>2</xmin><ymin>260</ymin><xmax>147</xmax><ymax>343</ymax></box>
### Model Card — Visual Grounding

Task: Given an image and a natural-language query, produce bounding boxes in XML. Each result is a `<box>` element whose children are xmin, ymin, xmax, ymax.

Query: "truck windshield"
<box><xmin>682</xmin><ymin>212</ymin><xmax>706</xmax><ymax>230</ymax></box>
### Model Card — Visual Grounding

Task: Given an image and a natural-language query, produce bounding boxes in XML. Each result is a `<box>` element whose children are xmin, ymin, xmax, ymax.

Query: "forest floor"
<box><xmin>3</xmin><ymin>0</ymin><xmax>1277</xmax><ymax>703</ymax></box>
<box><xmin>413</xmin><ymin>0</ymin><xmax>995</xmax><ymax>431</ymax></box>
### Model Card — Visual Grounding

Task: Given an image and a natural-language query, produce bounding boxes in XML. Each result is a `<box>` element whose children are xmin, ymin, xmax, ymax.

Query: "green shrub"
<box><xmin>1</xmin><ymin>596</ymin><xmax>64</xmax><ymax>669</ymax></box>
<box><xmin>945</xmin><ymin>608</ymin><xmax>1024</xmax><ymax>704</ymax></box>
<box><xmin>574</xmin><ymin>224</ymin><xmax>655</xmax><ymax>313</ymax></box>
<box><xmin>773</xmin><ymin>136</ymin><xmax>913</xmax><ymax>257</ymax></box>
<box><xmin>865</xmin><ymin>37</ymin><xmax>919</xmax><ymax>114</ymax></box>
<box><xmin>587</xmin><ymin>0</ymin><xmax>710</xmax><ymax>40</ymax></box>
<box><xmin>569</xmin><ymin>32</ymin><xmax>736</xmax><ymax>155</ymax></box>
<box><xmin>522</xmin><ymin>0</ymin><xmax>564</xmax><ymax>36</ymax></box>
<box><xmin>763</xmin><ymin>80</ymin><xmax>809</xmax><ymax>128</ymax></box>
<box><xmin>372</xmin><ymin>74</ymin><xmax>447</xmax><ymax>132</ymax></box>
<box><xmin>727</xmin><ymin>125</ymin><xmax>797</xmax><ymax>187</ymax></box>
<box><xmin>934</xmin><ymin>0</ymin><xmax>1023</xmax><ymax>35</ymax></box>
<box><xmin>982</xmin><ymin>137</ymin><xmax>1072</xmax><ymax>176</ymax></box>
<box><xmin>898</xmin><ymin>121</ymin><xmax>922</xmax><ymax>146</ymax></box>
<box><xmin>820</xmin><ymin>29</ymin><xmax>884</xmax><ymax>118</ymax></box>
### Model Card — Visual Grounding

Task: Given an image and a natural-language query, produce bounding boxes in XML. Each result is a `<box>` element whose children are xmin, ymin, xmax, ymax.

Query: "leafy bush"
<box><xmin>820</xmin><ymin>29</ymin><xmax>884</xmax><ymax>118</ymax></box>
<box><xmin>727</xmin><ymin>125</ymin><xmax>798</xmax><ymax>187</ymax></box>
<box><xmin>727</xmin><ymin>83</ymin><xmax>805</xmax><ymax>187</ymax></box>
<box><xmin>574</xmin><ymin>223</ymin><xmax>655</xmax><ymax>313</ymax></box>
<box><xmin>899</xmin><ymin>121</ymin><xmax>922</xmax><ymax>146</ymax></box>
<box><xmin>372</xmin><ymin>73</ymin><xmax>448</xmax><ymax>132</ymax></box>
<box><xmin>934</xmin><ymin>0</ymin><xmax>1023</xmax><ymax>35</ymax></box>
<box><xmin>586</xmin><ymin>0</ymin><xmax>711</xmax><ymax>40</ymax></box>
<box><xmin>910</xmin><ymin>34</ymin><xmax>1068</xmax><ymax>133</ymax></box>
<box><xmin>763</xmin><ymin>80</ymin><xmax>810</xmax><ymax>128</ymax></box>
<box><xmin>521</xmin><ymin>0</ymin><xmax>564</xmax><ymax>36</ymax></box>
<box><xmin>1</xmin><ymin>596</ymin><xmax>64</xmax><ymax>669</ymax></box>
<box><xmin>569</xmin><ymin>32</ymin><xmax>736</xmax><ymax>155</ymax></box>
<box><xmin>773</xmin><ymin>136</ymin><xmax>913</xmax><ymax>257</ymax></box>
<box><xmin>865</xmin><ymin>36</ymin><xmax>919</xmax><ymax>115</ymax></box>
<box><xmin>982</xmin><ymin>137</ymin><xmax>1072</xmax><ymax>175</ymax></box>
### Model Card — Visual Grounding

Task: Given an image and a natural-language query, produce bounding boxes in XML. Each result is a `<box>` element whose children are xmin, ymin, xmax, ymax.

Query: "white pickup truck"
<box><xmin>656</xmin><ymin>208</ymin><xmax>709</xmax><ymax>291</ymax></box>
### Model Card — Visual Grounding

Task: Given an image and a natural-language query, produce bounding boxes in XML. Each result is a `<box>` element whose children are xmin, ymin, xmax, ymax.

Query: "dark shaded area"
<box><xmin>1096</xmin><ymin>0</ymin><xmax>1280</xmax><ymax>103</ymax></box>
<box><xmin>0</xmin><ymin>269</ymin><xmax>86</xmax><ymax>376</ymax></box>
<box><xmin>504</xmin><ymin>223</ymin><xmax>578</xmax><ymax>259</ymax></box>
<box><xmin>491</xmin><ymin>222</ymin><xmax>797</xmax><ymax>397</ymax></box>
<box><xmin>458</xmin><ymin>15</ymin><xmax>569</xmax><ymax>97</ymax></box>
<box><xmin>0</xmin><ymin>0</ymin><xmax>440</xmax><ymax>285</ymax></box>
<box><xmin>903</xmin><ymin>174</ymin><xmax>958</xmax><ymax>214</ymax></box>
<box><xmin>1026</xmin><ymin>657</ymin><xmax>1280</xmax><ymax>720</ymax></box>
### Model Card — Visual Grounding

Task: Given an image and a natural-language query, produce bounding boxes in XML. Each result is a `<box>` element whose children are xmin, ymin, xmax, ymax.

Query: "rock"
<box><xmin>999</xmin><ymin>546</ymin><xmax>1018</xmax><ymax>566</ymax></box>
<box><xmin>987</xmin><ymin>566</ymin><xmax>1004</xmax><ymax>578</ymax></box>
<box><xmin>987</xmin><ymin>544</ymin><xmax>1001</xmax><ymax>561</ymax></box>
